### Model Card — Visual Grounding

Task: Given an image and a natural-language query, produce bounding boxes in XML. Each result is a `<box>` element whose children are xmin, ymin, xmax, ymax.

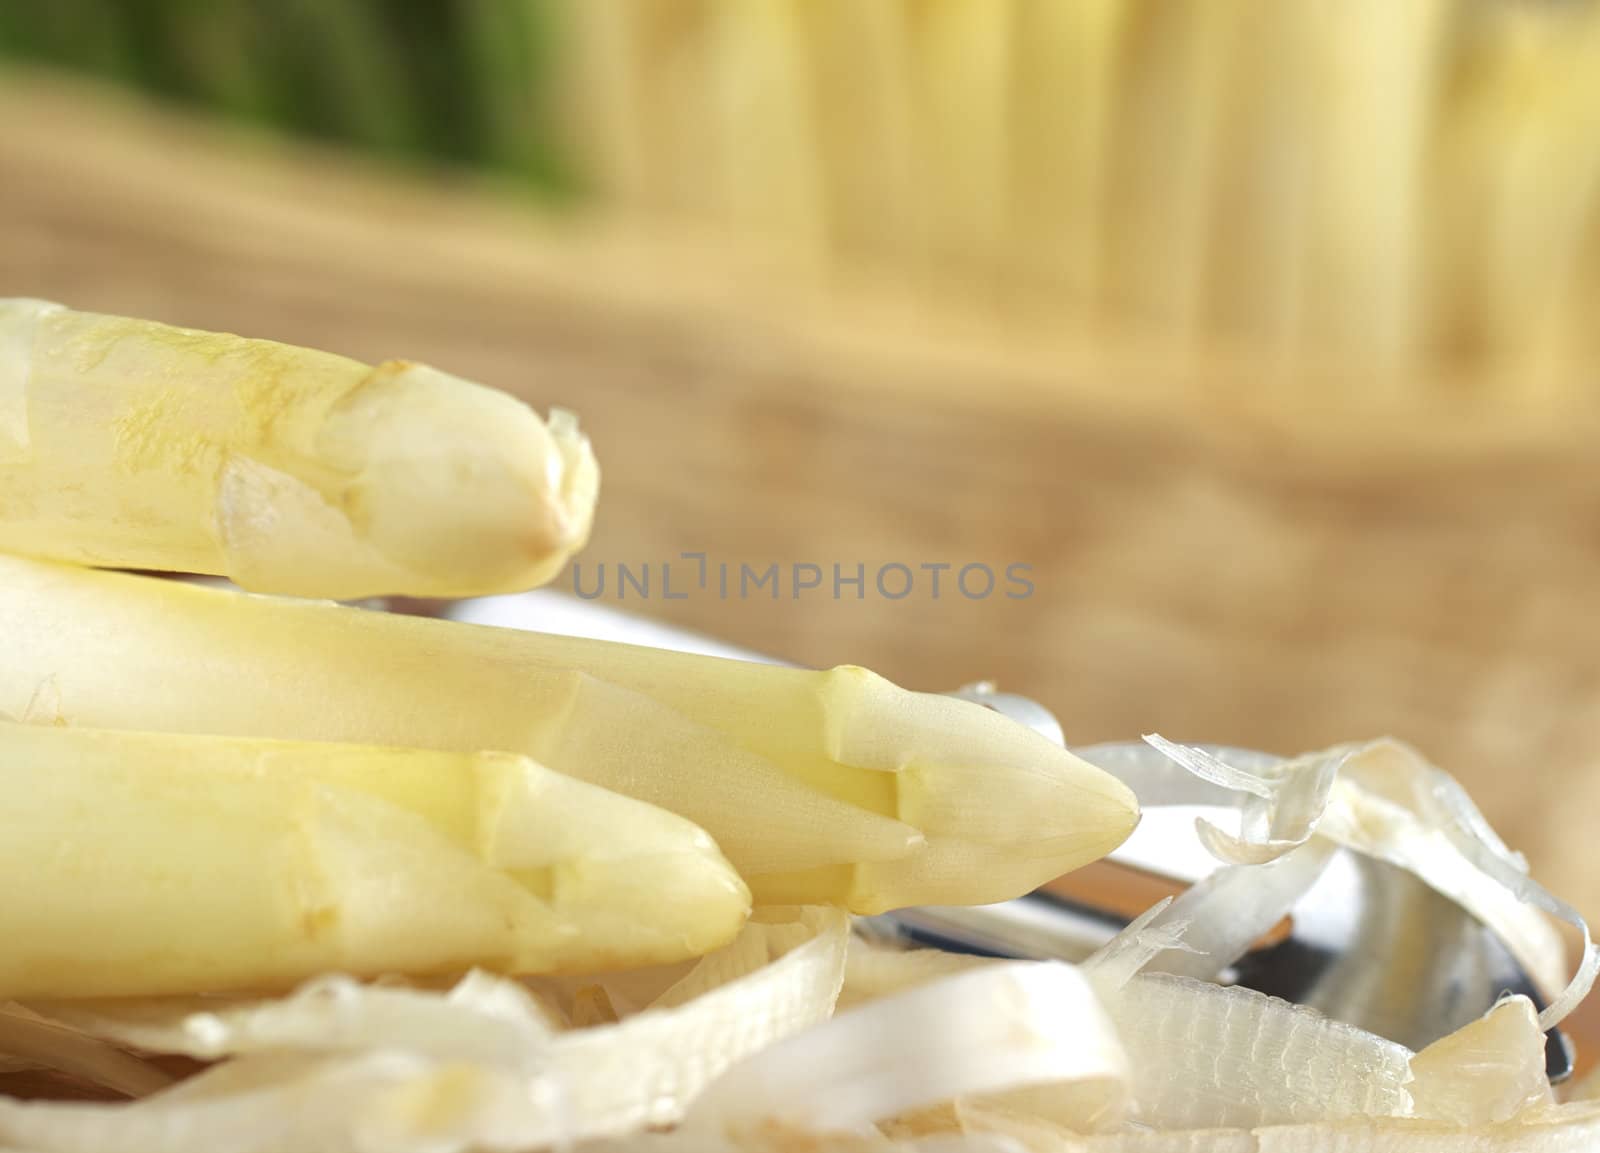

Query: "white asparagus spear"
<box><xmin>1300</xmin><ymin>0</ymin><xmax>1448</xmax><ymax>384</ymax></box>
<box><xmin>0</xmin><ymin>719</ymin><xmax>749</xmax><ymax>999</ymax></box>
<box><xmin>1105</xmin><ymin>0</ymin><xmax>1244</xmax><ymax>341</ymax></box>
<box><xmin>801</xmin><ymin>0</ymin><xmax>918</xmax><ymax>270</ymax></box>
<box><xmin>910</xmin><ymin>0</ymin><xmax>1012</xmax><ymax>285</ymax></box>
<box><xmin>0</xmin><ymin>554</ymin><xmax>1139</xmax><ymax>913</ymax></box>
<box><xmin>0</xmin><ymin>299</ymin><xmax>598</xmax><ymax>599</ymax></box>
<box><xmin>1008</xmin><ymin>0</ymin><xmax>1129</xmax><ymax>310</ymax></box>
<box><xmin>709</xmin><ymin>0</ymin><xmax>825</xmax><ymax>257</ymax></box>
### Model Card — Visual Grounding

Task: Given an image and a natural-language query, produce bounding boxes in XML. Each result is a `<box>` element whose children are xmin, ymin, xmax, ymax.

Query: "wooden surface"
<box><xmin>2</xmin><ymin>67</ymin><xmax>1599</xmax><ymax>942</ymax></box>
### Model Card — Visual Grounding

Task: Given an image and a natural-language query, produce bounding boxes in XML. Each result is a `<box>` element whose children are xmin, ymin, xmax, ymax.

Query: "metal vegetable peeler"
<box><xmin>866</xmin><ymin>683</ymin><xmax>1575</xmax><ymax>1083</ymax></box>
<box><xmin>421</xmin><ymin>593</ymin><xmax>1575</xmax><ymax>1082</ymax></box>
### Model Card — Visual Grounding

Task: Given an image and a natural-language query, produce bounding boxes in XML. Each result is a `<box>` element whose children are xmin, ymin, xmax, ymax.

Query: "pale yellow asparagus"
<box><xmin>1106</xmin><ymin>0</ymin><xmax>1242</xmax><ymax>340</ymax></box>
<box><xmin>1008</xmin><ymin>0</ymin><xmax>1128</xmax><ymax>308</ymax></box>
<box><xmin>1205</xmin><ymin>0</ymin><xmax>1316</xmax><ymax>358</ymax></box>
<box><xmin>0</xmin><ymin>555</ymin><xmax>1138</xmax><ymax>913</ymax></box>
<box><xmin>911</xmin><ymin>0</ymin><xmax>1011</xmax><ymax>284</ymax></box>
<box><xmin>710</xmin><ymin>0</ymin><xmax>824</xmax><ymax>255</ymax></box>
<box><xmin>1432</xmin><ymin>0</ymin><xmax>1600</xmax><ymax>397</ymax></box>
<box><xmin>0</xmin><ymin>299</ymin><xmax>597</xmax><ymax>599</ymax></box>
<box><xmin>1289</xmin><ymin>0</ymin><xmax>1448</xmax><ymax>380</ymax></box>
<box><xmin>556</xmin><ymin>2</ymin><xmax>1600</xmax><ymax>401</ymax></box>
<box><xmin>0</xmin><ymin>720</ymin><xmax>749</xmax><ymax>999</ymax></box>
<box><xmin>801</xmin><ymin>0</ymin><xmax>918</xmax><ymax>270</ymax></box>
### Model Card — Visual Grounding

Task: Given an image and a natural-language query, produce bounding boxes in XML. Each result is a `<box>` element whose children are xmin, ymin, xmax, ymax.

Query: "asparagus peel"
<box><xmin>0</xmin><ymin>554</ymin><xmax>1139</xmax><ymax>913</ymax></box>
<box><xmin>0</xmin><ymin>299</ymin><xmax>597</xmax><ymax>599</ymax></box>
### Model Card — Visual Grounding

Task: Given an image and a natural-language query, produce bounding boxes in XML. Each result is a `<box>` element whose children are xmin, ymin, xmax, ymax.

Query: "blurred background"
<box><xmin>2</xmin><ymin>1</ymin><xmax>1600</xmax><ymax>919</ymax></box>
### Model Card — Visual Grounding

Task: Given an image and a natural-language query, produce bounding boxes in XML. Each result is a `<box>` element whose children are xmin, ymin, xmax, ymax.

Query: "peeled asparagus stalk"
<box><xmin>0</xmin><ymin>299</ymin><xmax>597</xmax><ymax>599</ymax></box>
<box><xmin>0</xmin><ymin>719</ymin><xmax>749</xmax><ymax>999</ymax></box>
<box><xmin>0</xmin><ymin>554</ymin><xmax>1138</xmax><ymax>912</ymax></box>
